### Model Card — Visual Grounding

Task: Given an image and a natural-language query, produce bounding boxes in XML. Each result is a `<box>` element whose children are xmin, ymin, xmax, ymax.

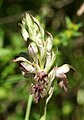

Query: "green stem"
<box><xmin>25</xmin><ymin>94</ymin><xmax>33</xmax><ymax>120</ymax></box>
<box><xmin>40</xmin><ymin>98</ymin><xmax>47</xmax><ymax>120</ymax></box>
<box><xmin>40</xmin><ymin>87</ymin><xmax>54</xmax><ymax>120</ymax></box>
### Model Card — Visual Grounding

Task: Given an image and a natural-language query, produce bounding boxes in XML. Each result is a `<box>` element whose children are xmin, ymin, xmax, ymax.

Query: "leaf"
<box><xmin>6</xmin><ymin>75</ymin><xmax>24</xmax><ymax>84</ymax></box>
<box><xmin>66</xmin><ymin>17</ymin><xmax>73</xmax><ymax>29</ymax></box>
<box><xmin>0</xmin><ymin>87</ymin><xmax>8</xmax><ymax>99</ymax></box>
<box><xmin>0</xmin><ymin>48</ymin><xmax>11</xmax><ymax>56</ymax></box>
<box><xmin>40</xmin><ymin>115</ymin><xmax>46</xmax><ymax>120</ymax></box>
<box><xmin>0</xmin><ymin>28</ymin><xmax>4</xmax><ymax>48</ymax></box>
<box><xmin>77</xmin><ymin>89</ymin><xmax>84</xmax><ymax>105</ymax></box>
<box><xmin>10</xmin><ymin>33</ymin><xmax>24</xmax><ymax>48</ymax></box>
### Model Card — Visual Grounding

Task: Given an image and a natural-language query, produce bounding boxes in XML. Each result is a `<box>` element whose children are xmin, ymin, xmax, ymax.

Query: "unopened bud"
<box><xmin>28</xmin><ymin>42</ymin><xmax>38</xmax><ymax>61</ymax></box>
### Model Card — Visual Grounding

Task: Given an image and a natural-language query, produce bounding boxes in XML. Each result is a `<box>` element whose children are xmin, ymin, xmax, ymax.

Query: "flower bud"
<box><xmin>28</xmin><ymin>42</ymin><xmax>38</xmax><ymax>61</ymax></box>
<box><xmin>21</xmin><ymin>13</ymin><xmax>45</xmax><ymax>48</ymax></box>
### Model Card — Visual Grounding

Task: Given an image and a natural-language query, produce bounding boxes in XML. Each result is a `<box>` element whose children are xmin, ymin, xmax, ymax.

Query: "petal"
<box><xmin>28</xmin><ymin>42</ymin><xmax>38</xmax><ymax>62</ymax></box>
<box><xmin>45</xmin><ymin>31</ymin><xmax>53</xmax><ymax>52</ymax></box>
<box><xmin>56</xmin><ymin>73</ymin><xmax>68</xmax><ymax>87</ymax></box>
<box><xmin>11</xmin><ymin>56</ymin><xmax>28</xmax><ymax>62</ymax></box>
<box><xmin>56</xmin><ymin>64</ymin><xmax>75</xmax><ymax>74</ymax></box>
<box><xmin>21</xmin><ymin>25</ymin><xmax>29</xmax><ymax>41</ymax></box>
<box><xmin>19</xmin><ymin>62</ymin><xmax>36</xmax><ymax>74</ymax></box>
<box><xmin>11</xmin><ymin>52</ymin><xmax>32</xmax><ymax>65</ymax></box>
<box><xmin>58</xmin><ymin>80</ymin><xmax>68</xmax><ymax>92</ymax></box>
<box><xmin>45</xmin><ymin>51</ymin><xmax>56</xmax><ymax>72</ymax></box>
<box><xmin>55</xmin><ymin>71</ymin><xmax>68</xmax><ymax>92</ymax></box>
<box><xmin>55</xmin><ymin>70</ymin><xmax>67</xmax><ymax>79</ymax></box>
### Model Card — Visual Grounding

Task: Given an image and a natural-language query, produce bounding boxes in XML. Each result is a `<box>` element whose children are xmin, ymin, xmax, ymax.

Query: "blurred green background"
<box><xmin>0</xmin><ymin>0</ymin><xmax>84</xmax><ymax>120</ymax></box>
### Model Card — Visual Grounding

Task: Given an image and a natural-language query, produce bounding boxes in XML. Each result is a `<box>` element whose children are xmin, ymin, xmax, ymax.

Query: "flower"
<box><xmin>12</xmin><ymin>13</ymin><xmax>75</xmax><ymax>103</ymax></box>
<box><xmin>55</xmin><ymin>64</ymin><xmax>75</xmax><ymax>92</ymax></box>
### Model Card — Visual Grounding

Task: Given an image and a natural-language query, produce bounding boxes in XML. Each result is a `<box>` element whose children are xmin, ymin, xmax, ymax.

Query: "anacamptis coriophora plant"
<box><xmin>12</xmin><ymin>13</ymin><xmax>75</xmax><ymax>120</ymax></box>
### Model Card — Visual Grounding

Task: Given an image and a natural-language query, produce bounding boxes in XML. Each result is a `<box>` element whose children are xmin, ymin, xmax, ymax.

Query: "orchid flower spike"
<box><xmin>12</xmin><ymin>13</ymin><xmax>75</xmax><ymax>103</ymax></box>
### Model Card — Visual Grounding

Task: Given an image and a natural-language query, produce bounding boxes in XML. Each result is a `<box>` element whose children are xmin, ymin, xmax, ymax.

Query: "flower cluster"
<box><xmin>12</xmin><ymin>13</ymin><xmax>75</xmax><ymax>103</ymax></box>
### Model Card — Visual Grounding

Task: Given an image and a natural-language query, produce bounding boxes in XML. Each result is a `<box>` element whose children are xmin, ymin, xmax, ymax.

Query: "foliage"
<box><xmin>54</xmin><ymin>17</ymin><xmax>82</xmax><ymax>46</ymax></box>
<box><xmin>0</xmin><ymin>0</ymin><xmax>84</xmax><ymax>120</ymax></box>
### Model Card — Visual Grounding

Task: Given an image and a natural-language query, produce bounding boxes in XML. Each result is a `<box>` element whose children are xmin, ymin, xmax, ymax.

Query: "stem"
<box><xmin>25</xmin><ymin>94</ymin><xmax>33</xmax><ymax>120</ymax></box>
<box><xmin>40</xmin><ymin>87</ymin><xmax>54</xmax><ymax>120</ymax></box>
<box><xmin>40</xmin><ymin>98</ymin><xmax>47</xmax><ymax>120</ymax></box>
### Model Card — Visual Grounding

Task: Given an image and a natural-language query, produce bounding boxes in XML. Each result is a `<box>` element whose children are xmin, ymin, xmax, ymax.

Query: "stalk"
<box><xmin>40</xmin><ymin>98</ymin><xmax>47</xmax><ymax>120</ymax></box>
<box><xmin>25</xmin><ymin>94</ymin><xmax>33</xmax><ymax>120</ymax></box>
